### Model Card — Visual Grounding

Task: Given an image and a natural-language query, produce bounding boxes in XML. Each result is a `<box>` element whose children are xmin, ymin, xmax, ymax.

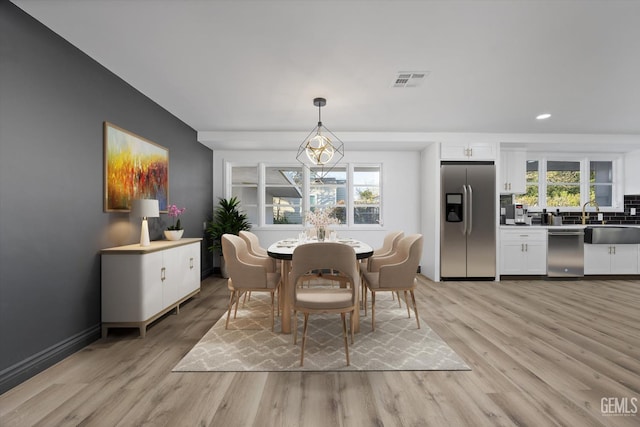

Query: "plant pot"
<box><xmin>164</xmin><ymin>230</ymin><xmax>184</xmax><ymax>241</ymax></box>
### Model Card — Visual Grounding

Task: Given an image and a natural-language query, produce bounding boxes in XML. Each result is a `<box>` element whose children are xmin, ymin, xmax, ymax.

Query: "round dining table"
<box><xmin>267</xmin><ymin>238</ymin><xmax>373</xmax><ymax>334</ymax></box>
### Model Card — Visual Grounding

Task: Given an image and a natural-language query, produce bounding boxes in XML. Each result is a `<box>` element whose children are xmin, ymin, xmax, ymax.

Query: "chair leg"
<box><xmin>360</xmin><ymin>273</ymin><xmax>365</xmax><ymax>310</ymax></box>
<box><xmin>341</xmin><ymin>312</ymin><xmax>350</xmax><ymax>366</ymax></box>
<box><xmin>363</xmin><ymin>284</ymin><xmax>368</xmax><ymax>317</ymax></box>
<box><xmin>371</xmin><ymin>291</ymin><xmax>376</xmax><ymax>331</ymax></box>
<box><xmin>404</xmin><ymin>290</ymin><xmax>411</xmax><ymax>318</ymax></box>
<box><xmin>242</xmin><ymin>291</ymin><xmax>249</xmax><ymax>307</ymax></box>
<box><xmin>293</xmin><ymin>310</ymin><xmax>298</xmax><ymax>345</ymax></box>
<box><xmin>233</xmin><ymin>291</ymin><xmax>242</xmax><ymax>319</ymax></box>
<box><xmin>225</xmin><ymin>291</ymin><xmax>236</xmax><ymax>329</ymax></box>
<box><xmin>397</xmin><ymin>291</ymin><xmax>402</xmax><ymax>308</ymax></box>
<box><xmin>349</xmin><ymin>311</ymin><xmax>355</xmax><ymax>344</ymax></box>
<box><xmin>270</xmin><ymin>291</ymin><xmax>275</xmax><ymax>331</ymax></box>
<box><xmin>410</xmin><ymin>290</ymin><xmax>420</xmax><ymax>329</ymax></box>
<box><xmin>300</xmin><ymin>313</ymin><xmax>309</xmax><ymax>367</ymax></box>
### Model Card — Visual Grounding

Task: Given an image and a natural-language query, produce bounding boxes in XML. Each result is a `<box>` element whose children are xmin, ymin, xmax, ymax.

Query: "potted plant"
<box><xmin>207</xmin><ymin>197</ymin><xmax>251</xmax><ymax>277</ymax></box>
<box><xmin>164</xmin><ymin>204</ymin><xmax>186</xmax><ymax>240</ymax></box>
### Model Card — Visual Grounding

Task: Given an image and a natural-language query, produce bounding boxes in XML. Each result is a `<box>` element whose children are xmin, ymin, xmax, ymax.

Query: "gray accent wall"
<box><xmin>0</xmin><ymin>1</ymin><xmax>213</xmax><ymax>393</ymax></box>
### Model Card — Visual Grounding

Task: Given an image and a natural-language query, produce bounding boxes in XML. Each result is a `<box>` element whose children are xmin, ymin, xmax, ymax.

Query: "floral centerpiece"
<box><xmin>304</xmin><ymin>208</ymin><xmax>339</xmax><ymax>241</ymax></box>
<box><xmin>164</xmin><ymin>204</ymin><xmax>186</xmax><ymax>240</ymax></box>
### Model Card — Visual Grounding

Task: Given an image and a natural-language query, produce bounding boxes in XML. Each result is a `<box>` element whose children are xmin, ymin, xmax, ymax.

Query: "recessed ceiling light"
<box><xmin>536</xmin><ymin>113</ymin><xmax>551</xmax><ymax>120</ymax></box>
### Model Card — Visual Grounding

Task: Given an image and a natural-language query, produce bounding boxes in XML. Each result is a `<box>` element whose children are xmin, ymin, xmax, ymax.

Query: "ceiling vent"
<box><xmin>391</xmin><ymin>71</ymin><xmax>430</xmax><ymax>88</ymax></box>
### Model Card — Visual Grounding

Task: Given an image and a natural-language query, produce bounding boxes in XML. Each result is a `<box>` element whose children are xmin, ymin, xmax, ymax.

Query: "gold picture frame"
<box><xmin>103</xmin><ymin>122</ymin><xmax>169</xmax><ymax>212</ymax></box>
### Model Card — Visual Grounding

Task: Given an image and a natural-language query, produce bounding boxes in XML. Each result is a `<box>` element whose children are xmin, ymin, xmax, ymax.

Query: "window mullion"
<box><xmin>540</xmin><ymin>158</ymin><xmax>547</xmax><ymax>209</ymax></box>
<box><xmin>258</xmin><ymin>163</ymin><xmax>265</xmax><ymax>226</ymax></box>
<box><xmin>303</xmin><ymin>166</ymin><xmax>310</xmax><ymax>216</ymax></box>
<box><xmin>581</xmin><ymin>158</ymin><xmax>588</xmax><ymax>206</ymax></box>
<box><xmin>347</xmin><ymin>163</ymin><xmax>353</xmax><ymax>226</ymax></box>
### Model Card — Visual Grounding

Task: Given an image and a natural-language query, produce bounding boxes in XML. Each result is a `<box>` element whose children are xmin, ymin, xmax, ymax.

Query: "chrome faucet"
<box><xmin>582</xmin><ymin>200</ymin><xmax>600</xmax><ymax>225</ymax></box>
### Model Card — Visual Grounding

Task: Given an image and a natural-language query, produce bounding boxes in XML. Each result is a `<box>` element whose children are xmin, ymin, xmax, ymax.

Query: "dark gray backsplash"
<box><xmin>500</xmin><ymin>194</ymin><xmax>640</xmax><ymax>225</ymax></box>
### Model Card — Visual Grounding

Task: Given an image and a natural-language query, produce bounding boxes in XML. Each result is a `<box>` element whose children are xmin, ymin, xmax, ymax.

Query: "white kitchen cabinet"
<box><xmin>500</xmin><ymin>229</ymin><xmax>547</xmax><ymax>275</ymax></box>
<box><xmin>584</xmin><ymin>244</ymin><xmax>639</xmax><ymax>275</ymax></box>
<box><xmin>499</xmin><ymin>149</ymin><xmax>526</xmax><ymax>194</ymax></box>
<box><xmin>101</xmin><ymin>238</ymin><xmax>202</xmax><ymax>337</ymax></box>
<box><xmin>441</xmin><ymin>142</ymin><xmax>497</xmax><ymax>160</ymax></box>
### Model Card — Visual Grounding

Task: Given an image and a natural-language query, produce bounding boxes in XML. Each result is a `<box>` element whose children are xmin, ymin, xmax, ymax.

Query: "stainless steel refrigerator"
<box><xmin>440</xmin><ymin>162</ymin><xmax>496</xmax><ymax>279</ymax></box>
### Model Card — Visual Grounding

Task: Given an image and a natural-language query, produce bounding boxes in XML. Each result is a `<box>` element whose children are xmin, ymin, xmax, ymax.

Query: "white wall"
<box><xmin>209</xmin><ymin>135</ymin><xmax>640</xmax><ymax>275</ymax></box>
<box><xmin>420</xmin><ymin>143</ymin><xmax>440</xmax><ymax>281</ymax></box>
<box><xmin>625</xmin><ymin>150</ymin><xmax>640</xmax><ymax>194</ymax></box>
<box><xmin>212</xmin><ymin>148</ymin><xmax>424</xmax><ymax>255</ymax></box>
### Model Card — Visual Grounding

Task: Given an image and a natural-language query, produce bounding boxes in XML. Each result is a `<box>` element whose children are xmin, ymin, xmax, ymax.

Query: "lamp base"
<box><xmin>140</xmin><ymin>218</ymin><xmax>150</xmax><ymax>246</ymax></box>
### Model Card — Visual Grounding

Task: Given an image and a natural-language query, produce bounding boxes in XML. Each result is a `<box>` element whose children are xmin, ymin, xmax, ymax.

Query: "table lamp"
<box><xmin>131</xmin><ymin>199</ymin><xmax>159</xmax><ymax>247</ymax></box>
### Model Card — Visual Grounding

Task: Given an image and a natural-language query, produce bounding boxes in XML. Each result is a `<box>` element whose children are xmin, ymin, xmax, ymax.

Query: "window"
<box><xmin>546</xmin><ymin>160</ymin><xmax>581</xmax><ymax>207</ymax></box>
<box><xmin>518</xmin><ymin>160</ymin><xmax>539</xmax><ymax>207</ymax></box>
<box><xmin>353</xmin><ymin>166</ymin><xmax>381</xmax><ymax>224</ymax></box>
<box><xmin>230</xmin><ymin>166</ymin><xmax>258</xmax><ymax>224</ymax></box>
<box><xmin>310</xmin><ymin>167</ymin><xmax>347</xmax><ymax>224</ymax></box>
<box><xmin>590</xmin><ymin>161</ymin><xmax>613</xmax><ymax>206</ymax></box>
<box><xmin>228</xmin><ymin>163</ymin><xmax>382</xmax><ymax>227</ymax></box>
<box><xmin>265</xmin><ymin>166</ymin><xmax>303</xmax><ymax>224</ymax></box>
<box><xmin>515</xmin><ymin>156</ymin><xmax>619</xmax><ymax>210</ymax></box>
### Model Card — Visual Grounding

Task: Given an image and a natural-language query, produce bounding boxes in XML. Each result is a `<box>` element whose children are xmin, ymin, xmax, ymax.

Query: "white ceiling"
<box><xmin>11</xmin><ymin>0</ymin><xmax>640</xmax><ymax>152</ymax></box>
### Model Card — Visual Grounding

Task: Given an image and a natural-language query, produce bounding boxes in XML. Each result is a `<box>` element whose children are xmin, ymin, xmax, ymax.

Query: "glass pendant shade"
<box><xmin>304</xmin><ymin>132</ymin><xmax>335</xmax><ymax>165</ymax></box>
<box><xmin>296</xmin><ymin>98</ymin><xmax>344</xmax><ymax>180</ymax></box>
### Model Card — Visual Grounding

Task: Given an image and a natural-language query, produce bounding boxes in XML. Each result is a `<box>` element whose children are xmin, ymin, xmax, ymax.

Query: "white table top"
<box><xmin>267</xmin><ymin>238</ymin><xmax>374</xmax><ymax>260</ymax></box>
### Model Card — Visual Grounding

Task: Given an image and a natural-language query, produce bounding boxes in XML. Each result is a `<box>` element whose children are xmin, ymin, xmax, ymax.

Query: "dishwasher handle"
<box><xmin>548</xmin><ymin>231</ymin><xmax>584</xmax><ymax>236</ymax></box>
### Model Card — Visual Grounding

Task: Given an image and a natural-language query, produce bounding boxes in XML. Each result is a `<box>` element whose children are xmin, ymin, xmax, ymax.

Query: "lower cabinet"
<box><xmin>500</xmin><ymin>229</ymin><xmax>547</xmax><ymax>275</ymax></box>
<box><xmin>584</xmin><ymin>244</ymin><xmax>639</xmax><ymax>275</ymax></box>
<box><xmin>101</xmin><ymin>238</ymin><xmax>202</xmax><ymax>337</ymax></box>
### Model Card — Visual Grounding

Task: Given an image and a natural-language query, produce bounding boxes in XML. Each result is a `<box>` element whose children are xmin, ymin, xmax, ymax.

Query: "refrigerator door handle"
<box><xmin>461</xmin><ymin>184</ymin><xmax>468</xmax><ymax>234</ymax></box>
<box><xmin>467</xmin><ymin>184</ymin><xmax>473</xmax><ymax>235</ymax></box>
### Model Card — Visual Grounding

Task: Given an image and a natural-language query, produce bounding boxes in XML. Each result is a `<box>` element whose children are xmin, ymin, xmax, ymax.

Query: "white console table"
<box><xmin>101</xmin><ymin>238</ymin><xmax>202</xmax><ymax>338</ymax></box>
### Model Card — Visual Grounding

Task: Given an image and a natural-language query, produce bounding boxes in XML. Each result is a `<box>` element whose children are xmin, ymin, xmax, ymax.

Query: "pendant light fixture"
<box><xmin>296</xmin><ymin>97</ymin><xmax>344</xmax><ymax>179</ymax></box>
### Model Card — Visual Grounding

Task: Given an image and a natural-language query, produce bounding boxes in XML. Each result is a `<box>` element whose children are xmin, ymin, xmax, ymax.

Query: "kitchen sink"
<box><xmin>584</xmin><ymin>226</ymin><xmax>640</xmax><ymax>244</ymax></box>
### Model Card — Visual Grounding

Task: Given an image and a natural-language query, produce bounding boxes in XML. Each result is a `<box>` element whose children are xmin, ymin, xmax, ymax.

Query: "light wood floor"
<box><xmin>1</xmin><ymin>275</ymin><xmax>639</xmax><ymax>426</ymax></box>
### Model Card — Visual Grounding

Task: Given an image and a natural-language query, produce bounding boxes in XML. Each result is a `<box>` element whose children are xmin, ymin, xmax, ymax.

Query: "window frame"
<box><xmin>225</xmin><ymin>162</ymin><xmax>383</xmax><ymax>229</ymax></box>
<box><xmin>516</xmin><ymin>153</ymin><xmax>623</xmax><ymax>212</ymax></box>
<box><xmin>352</xmin><ymin>164</ymin><xmax>382</xmax><ymax>226</ymax></box>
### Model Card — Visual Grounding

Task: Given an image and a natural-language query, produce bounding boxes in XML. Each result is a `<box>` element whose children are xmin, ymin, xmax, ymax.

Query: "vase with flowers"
<box><xmin>304</xmin><ymin>208</ymin><xmax>339</xmax><ymax>241</ymax></box>
<box><xmin>164</xmin><ymin>204</ymin><xmax>186</xmax><ymax>240</ymax></box>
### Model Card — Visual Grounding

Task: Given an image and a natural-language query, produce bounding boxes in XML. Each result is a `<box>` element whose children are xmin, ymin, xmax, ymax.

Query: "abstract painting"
<box><xmin>103</xmin><ymin>122</ymin><xmax>169</xmax><ymax>212</ymax></box>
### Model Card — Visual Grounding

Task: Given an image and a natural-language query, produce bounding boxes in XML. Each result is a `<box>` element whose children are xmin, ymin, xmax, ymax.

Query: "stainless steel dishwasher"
<box><xmin>547</xmin><ymin>229</ymin><xmax>584</xmax><ymax>277</ymax></box>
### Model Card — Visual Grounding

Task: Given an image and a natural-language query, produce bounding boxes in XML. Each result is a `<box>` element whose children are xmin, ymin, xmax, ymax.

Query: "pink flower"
<box><xmin>167</xmin><ymin>205</ymin><xmax>186</xmax><ymax>230</ymax></box>
<box><xmin>168</xmin><ymin>204</ymin><xmax>186</xmax><ymax>218</ymax></box>
<box><xmin>304</xmin><ymin>208</ymin><xmax>339</xmax><ymax>228</ymax></box>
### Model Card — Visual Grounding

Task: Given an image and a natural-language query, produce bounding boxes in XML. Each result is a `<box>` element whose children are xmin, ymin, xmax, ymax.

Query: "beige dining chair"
<box><xmin>366</xmin><ymin>230</ymin><xmax>404</xmax><ymax>271</ymax></box>
<box><xmin>239</xmin><ymin>230</ymin><xmax>278</xmax><ymax>305</ymax></box>
<box><xmin>221</xmin><ymin>234</ymin><xmax>281</xmax><ymax>331</ymax></box>
<box><xmin>239</xmin><ymin>231</ymin><xmax>273</xmax><ymax>262</ymax></box>
<box><xmin>361</xmin><ymin>230</ymin><xmax>404</xmax><ymax>305</ymax></box>
<box><xmin>362</xmin><ymin>234</ymin><xmax>423</xmax><ymax>331</ymax></box>
<box><xmin>289</xmin><ymin>242</ymin><xmax>360</xmax><ymax>366</ymax></box>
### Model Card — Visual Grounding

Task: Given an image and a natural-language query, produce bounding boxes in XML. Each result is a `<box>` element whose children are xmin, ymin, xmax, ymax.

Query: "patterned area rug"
<box><xmin>173</xmin><ymin>293</ymin><xmax>470</xmax><ymax>372</ymax></box>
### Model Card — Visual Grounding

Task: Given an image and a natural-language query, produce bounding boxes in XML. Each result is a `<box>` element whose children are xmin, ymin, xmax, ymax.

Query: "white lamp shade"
<box><xmin>131</xmin><ymin>199</ymin><xmax>159</xmax><ymax>218</ymax></box>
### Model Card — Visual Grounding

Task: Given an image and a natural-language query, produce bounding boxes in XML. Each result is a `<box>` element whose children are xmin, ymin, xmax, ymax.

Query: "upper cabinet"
<box><xmin>499</xmin><ymin>149</ymin><xmax>526</xmax><ymax>194</ymax></box>
<box><xmin>441</xmin><ymin>142</ymin><xmax>497</xmax><ymax>160</ymax></box>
